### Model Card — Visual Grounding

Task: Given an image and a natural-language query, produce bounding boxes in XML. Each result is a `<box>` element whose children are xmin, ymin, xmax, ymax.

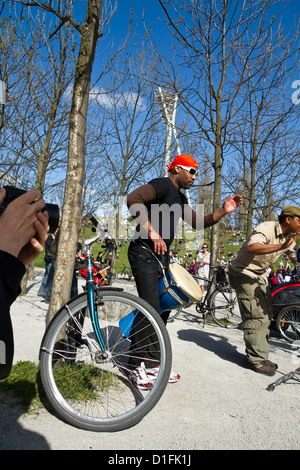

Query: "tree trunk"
<box><xmin>210</xmin><ymin>145</ymin><xmax>222</xmax><ymax>268</ymax></box>
<box><xmin>210</xmin><ymin>94</ymin><xmax>223</xmax><ymax>268</ymax></box>
<box><xmin>47</xmin><ymin>0</ymin><xmax>102</xmax><ymax>325</ymax></box>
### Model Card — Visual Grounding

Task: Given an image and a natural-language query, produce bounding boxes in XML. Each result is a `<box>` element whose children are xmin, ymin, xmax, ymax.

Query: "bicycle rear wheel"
<box><xmin>209</xmin><ymin>287</ymin><xmax>242</xmax><ymax>328</ymax></box>
<box><xmin>276</xmin><ymin>304</ymin><xmax>300</xmax><ymax>342</ymax></box>
<box><xmin>39</xmin><ymin>289</ymin><xmax>172</xmax><ymax>432</ymax></box>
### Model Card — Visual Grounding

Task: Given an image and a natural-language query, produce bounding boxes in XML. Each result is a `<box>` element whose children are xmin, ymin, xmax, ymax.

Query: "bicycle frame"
<box><xmin>84</xmin><ymin>239</ymin><xmax>107</xmax><ymax>354</ymax></box>
<box><xmin>194</xmin><ymin>268</ymin><xmax>231</xmax><ymax>310</ymax></box>
<box><xmin>193</xmin><ymin>273</ymin><xmax>214</xmax><ymax>310</ymax></box>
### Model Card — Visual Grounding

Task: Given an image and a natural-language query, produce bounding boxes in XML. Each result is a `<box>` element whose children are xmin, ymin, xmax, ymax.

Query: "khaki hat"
<box><xmin>280</xmin><ymin>206</ymin><xmax>300</xmax><ymax>218</ymax></box>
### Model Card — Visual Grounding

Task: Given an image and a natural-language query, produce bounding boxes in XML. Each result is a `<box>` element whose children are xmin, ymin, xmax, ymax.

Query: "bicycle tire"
<box><xmin>276</xmin><ymin>304</ymin><xmax>300</xmax><ymax>343</ymax></box>
<box><xmin>209</xmin><ymin>288</ymin><xmax>242</xmax><ymax>328</ymax></box>
<box><xmin>39</xmin><ymin>289</ymin><xmax>172</xmax><ymax>432</ymax></box>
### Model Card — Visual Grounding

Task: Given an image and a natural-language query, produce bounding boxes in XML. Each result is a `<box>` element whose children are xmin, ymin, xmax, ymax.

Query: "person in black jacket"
<box><xmin>0</xmin><ymin>187</ymin><xmax>49</xmax><ymax>379</ymax></box>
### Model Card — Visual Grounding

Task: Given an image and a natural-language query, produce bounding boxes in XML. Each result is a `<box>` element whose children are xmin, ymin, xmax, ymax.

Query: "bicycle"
<box><xmin>276</xmin><ymin>304</ymin><xmax>300</xmax><ymax>342</ymax></box>
<box><xmin>118</xmin><ymin>262</ymin><xmax>132</xmax><ymax>280</ymax></box>
<box><xmin>39</xmin><ymin>216</ymin><xmax>172</xmax><ymax>432</ymax></box>
<box><xmin>168</xmin><ymin>266</ymin><xmax>242</xmax><ymax>328</ymax></box>
<box><xmin>271</xmin><ymin>280</ymin><xmax>300</xmax><ymax>342</ymax></box>
<box><xmin>75</xmin><ymin>230</ymin><xmax>118</xmax><ymax>290</ymax></box>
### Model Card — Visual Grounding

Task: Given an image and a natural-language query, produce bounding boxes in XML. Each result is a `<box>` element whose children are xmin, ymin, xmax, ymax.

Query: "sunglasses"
<box><xmin>178</xmin><ymin>165</ymin><xmax>198</xmax><ymax>176</ymax></box>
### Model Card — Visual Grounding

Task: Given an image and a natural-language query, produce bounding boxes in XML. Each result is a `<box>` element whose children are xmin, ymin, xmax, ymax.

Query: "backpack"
<box><xmin>216</xmin><ymin>266</ymin><xmax>227</xmax><ymax>285</ymax></box>
<box><xmin>271</xmin><ymin>276</ymin><xmax>278</xmax><ymax>286</ymax></box>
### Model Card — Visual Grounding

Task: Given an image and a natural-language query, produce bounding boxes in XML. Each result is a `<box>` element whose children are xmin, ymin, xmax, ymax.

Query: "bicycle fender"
<box><xmin>96</xmin><ymin>286</ymin><xmax>123</xmax><ymax>291</ymax></box>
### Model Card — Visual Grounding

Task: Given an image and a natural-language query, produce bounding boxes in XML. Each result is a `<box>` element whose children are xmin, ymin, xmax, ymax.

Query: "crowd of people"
<box><xmin>169</xmin><ymin>242</ymin><xmax>299</xmax><ymax>289</ymax></box>
<box><xmin>267</xmin><ymin>263</ymin><xmax>297</xmax><ymax>288</ymax></box>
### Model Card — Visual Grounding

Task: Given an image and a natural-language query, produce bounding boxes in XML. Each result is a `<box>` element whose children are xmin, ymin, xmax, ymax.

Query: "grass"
<box><xmin>35</xmin><ymin>226</ymin><xmax>299</xmax><ymax>273</ymax></box>
<box><xmin>0</xmin><ymin>360</ymin><xmax>119</xmax><ymax>413</ymax></box>
<box><xmin>52</xmin><ymin>361</ymin><xmax>119</xmax><ymax>401</ymax></box>
<box><xmin>0</xmin><ymin>361</ymin><xmax>44</xmax><ymax>412</ymax></box>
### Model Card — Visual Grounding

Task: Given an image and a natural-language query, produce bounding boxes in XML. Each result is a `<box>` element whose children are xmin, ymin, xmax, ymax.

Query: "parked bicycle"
<box><xmin>39</xmin><ymin>216</ymin><xmax>172</xmax><ymax>432</ymax></box>
<box><xmin>118</xmin><ymin>262</ymin><xmax>132</xmax><ymax>280</ymax></box>
<box><xmin>167</xmin><ymin>265</ymin><xmax>242</xmax><ymax>329</ymax></box>
<box><xmin>76</xmin><ymin>227</ymin><xmax>117</xmax><ymax>290</ymax></box>
<box><xmin>271</xmin><ymin>280</ymin><xmax>300</xmax><ymax>342</ymax></box>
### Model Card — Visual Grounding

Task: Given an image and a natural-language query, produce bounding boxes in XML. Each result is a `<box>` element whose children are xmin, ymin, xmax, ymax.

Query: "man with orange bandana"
<box><xmin>126</xmin><ymin>154</ymin><xmax>242</xmax><ymax>388</ymax></box>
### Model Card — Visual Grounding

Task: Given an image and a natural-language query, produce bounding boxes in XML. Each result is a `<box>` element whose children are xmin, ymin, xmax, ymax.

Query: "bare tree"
<box><xmin>0</xmin><ymin>4</ymin><xmax>78</xmax><ymax>292</ymax></box>
<box><xmin>46</xmin><ymin>0</ymin><xmax>104</xmax><ymax>323</ymax></box>
<box><xmin>7</xmin><ymin>0</ymin><xmax>104</xmax><ymax>321</ymax></box>
<box><xmin>1</xmin><ymin>0</ymin><xmax>133</xmax><ymax>319</ymax></box>
<box><xmin>153</xmin><ymin>0</ymin><xmax>299</xmax><ymax>265</ymax></box>
<box><xmin>86</xmin><ymin>46</ymin><xmax>166</xmax><ymax>239</ymax></box>
<box><xmin>0</xmin><ymin>6</ymin><xmax>75</xmax><ymax>194</ymax></box>
<box><xmin>232</xmin><ymin>12</ymin><xmax>299</xmax><ymax>234</ymax></box>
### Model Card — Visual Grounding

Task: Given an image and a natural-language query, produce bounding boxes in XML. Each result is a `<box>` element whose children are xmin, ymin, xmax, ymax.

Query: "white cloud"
<box><xmin>64</xmin><ymin>85</ymin><xmax>147</xmax><ymax>111</ymax></box>
<box><xmin>89</xmin><ymin>87</ymin><xmax>147</xmax><ymax>111</ymax></box>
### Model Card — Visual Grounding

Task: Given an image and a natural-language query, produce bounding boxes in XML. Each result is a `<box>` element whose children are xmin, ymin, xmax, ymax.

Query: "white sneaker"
<box><xmin>146</xmin><ymin>365</ymin><xmax>180</xmax><ymax>383</ymax></box>
<box><xmin>130</xmin><ymin>362</ymin><xmax>153</xmax><ymax>390</ymax></box>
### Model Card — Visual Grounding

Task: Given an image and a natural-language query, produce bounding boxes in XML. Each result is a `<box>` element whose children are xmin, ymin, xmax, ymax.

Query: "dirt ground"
<box><xmin>0</xmin><ymin>273</ymin><xmax>299</xmax><ymax>451</ymax></box>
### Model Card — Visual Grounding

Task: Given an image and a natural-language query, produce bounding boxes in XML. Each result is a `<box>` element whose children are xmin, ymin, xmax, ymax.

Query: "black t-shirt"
<box><xmin>133</xmin><ymin>177</ymin><xmax>188</xmax><ymax>250</ymax></box>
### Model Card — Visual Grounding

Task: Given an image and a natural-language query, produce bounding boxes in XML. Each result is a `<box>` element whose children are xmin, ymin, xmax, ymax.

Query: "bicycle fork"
<box><xmin>85</xmin><ymin>246</ymin><xmax>108</xmax><ymax>358</ymax></box>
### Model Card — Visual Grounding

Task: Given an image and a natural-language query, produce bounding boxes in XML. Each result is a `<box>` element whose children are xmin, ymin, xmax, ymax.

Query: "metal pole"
<box><xmin>155</xmin><ymin>87</ymin><xmax>191</xmax><ymax>204</ymax></box>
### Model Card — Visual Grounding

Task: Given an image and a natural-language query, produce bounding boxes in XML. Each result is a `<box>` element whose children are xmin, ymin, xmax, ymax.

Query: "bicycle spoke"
<box><xmin>40</xmin><ymin>291</ymin><xmax>171</xmax><ymax>432</ymax></box>
<box><xmin>276</xmin><ymin>305</ymin><xmax>300</xmax><ymax>342</ymax></box>
<box><xmin>209</xmin><ymin>288</ymin><xmax>242</xmax><ymax>328</ymax></box>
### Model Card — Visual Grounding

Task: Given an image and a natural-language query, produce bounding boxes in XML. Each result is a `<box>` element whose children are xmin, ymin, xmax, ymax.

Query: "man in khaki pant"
<box><xmin>228</xmin><ymin>206</ymin><xmax>300</xmax><ymax>376</ymax></box>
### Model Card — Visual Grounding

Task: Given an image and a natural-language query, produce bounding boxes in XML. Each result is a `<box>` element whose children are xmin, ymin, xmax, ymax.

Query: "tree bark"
<box><xmin>47</xmin><ymin>0</ymin><xmax>102</xmax><ymax>324</ymax></box>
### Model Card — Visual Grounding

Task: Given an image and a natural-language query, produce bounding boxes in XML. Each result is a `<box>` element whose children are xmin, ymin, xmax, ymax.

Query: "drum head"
<box><xmin>168</xmin><ymin>263</ymin><xmax>203</xmax><ymax>302</ymax></box>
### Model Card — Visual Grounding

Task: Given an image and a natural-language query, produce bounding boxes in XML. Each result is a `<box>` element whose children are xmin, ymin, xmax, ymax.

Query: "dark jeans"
<box><xmin>127</xmin><ymin>242</ymin><xmax>170</xmax><ymax>368</ymax></box>
<box><xmin>44</xmin><ymin>259</ymin><xmax>55</xmax><ymax>302</ymax></box>
<box><xmin>38</xmin><ymin>260</ymin><xmax>51</xmax><ymax>297</ymax></box>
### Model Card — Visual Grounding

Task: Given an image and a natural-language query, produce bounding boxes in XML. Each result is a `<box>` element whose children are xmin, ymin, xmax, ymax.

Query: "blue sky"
<box><xmin>2</xmin><ymin>1</ymin><xmax>298</xmax><ymax>208</ymax></box>
<box><xmin>90</xmin><ymin>1</ymin><xmax>300</xmax><ymax>101</ymax></box>
<box><xmin>98</xmin><ymin>0</ymin><xmax>299</xmax><ymax>53</ymax></box>
<box><xmin>73</xmin><ymin>0</ymin><xmax>166</xmax><ymax>44</ymax></box>
<box><xmin>71</xmin><ymin>1</ymin><xmax>299</xmax><ymax>90</ymax></box>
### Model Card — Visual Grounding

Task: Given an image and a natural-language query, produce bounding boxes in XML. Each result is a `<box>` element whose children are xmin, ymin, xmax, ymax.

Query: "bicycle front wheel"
<box><xmin>276</xmin><ymin>304</ymin><xmax>300</xmax><ymax>343</ymax></box>
<box><xmin>39</xmin><ymin>289</ymin><xmax>172</xmax><ymax>432</ymax></box>
<box><xmin>209</xmin><ymin>288</ymin><xmax>242</xmax><ymax>328</ymax></box>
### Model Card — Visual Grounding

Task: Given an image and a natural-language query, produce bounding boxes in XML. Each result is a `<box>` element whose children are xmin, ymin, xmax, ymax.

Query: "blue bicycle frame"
<box><xmin>85</xmin><ymin>242</ymin><xmax>107</xmax><ymax>354</ymax></box>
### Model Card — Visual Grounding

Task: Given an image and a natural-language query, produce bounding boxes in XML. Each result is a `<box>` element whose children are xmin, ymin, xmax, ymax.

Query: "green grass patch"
<box><xmin>0</xmin><ymin>361</ymin><xmax>44</xmax><ymax>412</ymax></box>
<box><xmin>53</xmin><ymin>362</ymin><xmax>119</xmax><ymax>401</ymax></box>
<box><xmin>0</xmin><ymin>360</ymin><xmax>120</xmax><ymax>414</ymax></box>
<box><xmin>35</xmin><ymin>225</ymin><xmax>299</xmax><ymax>273</ymax></box>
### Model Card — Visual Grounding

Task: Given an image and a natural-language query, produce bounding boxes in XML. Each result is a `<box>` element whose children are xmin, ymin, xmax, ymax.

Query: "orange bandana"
<box><xmin>167</xmin><ymin>154</ymin><xmax>198</xmax><ymax>172</ymax></box>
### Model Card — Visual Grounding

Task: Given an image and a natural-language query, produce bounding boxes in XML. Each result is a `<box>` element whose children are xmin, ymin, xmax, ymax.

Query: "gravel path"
<box><xmin>0</xmin><ymin>273</ymin><xmax>299</xmax><ymax>451</ymax></box>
